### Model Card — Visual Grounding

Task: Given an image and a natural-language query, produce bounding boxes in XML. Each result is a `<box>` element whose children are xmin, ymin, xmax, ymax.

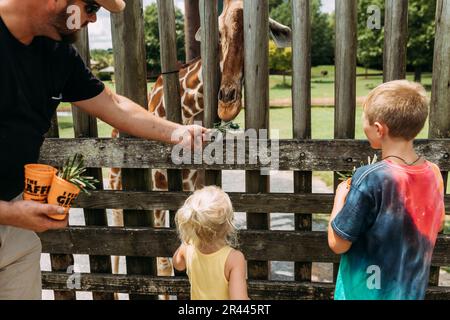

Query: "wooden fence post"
<box><xmin>384</xmin><ymin>0</ymin><xmax>408</xmax><ymax>81</ymax></box>
<box><xmin>111</xmin><ymin>0</ymin><xmax>156</xmax><ymax>300</ymax></box>
<box><xmin>200</xmin><ymin>0</ymin><xmax>221</xmax><ymax>186</ymax></box>
<box><xmin>428</xmin><ymin>0</ymin><xmax>450</xmax><ymax>291</ymax></box>
<box><xmin>72</xmin><ymin>27</ymin><xmax>114</xmax><ymax>300</ymax></box>
<box><xmin>156</xmin><ymin>0</ymin><xmax>185</xmax><ymax>299</ymax></box>
<box><xmin>333</xmin><ymin>0</ymin><xmax>358</xmax><ymax>283</ymax></box>
<box><xmin>292</xmin><ymin>0</ymin><xmax>312</xmax><ymax>284</ymax></box>
<box><xmin>244</xmin><ymin>0</ymin><xmax>270</xmax><ymax>289</ymax></box>
<box><xmin>185</xmin><ymin>0</ymin><xmax>201</xmax><ymax>62</ymax></box>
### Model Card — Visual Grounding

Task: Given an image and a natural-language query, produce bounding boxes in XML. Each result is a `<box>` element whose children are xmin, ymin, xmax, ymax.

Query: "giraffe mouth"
<box><xmin>218</xmin><ymin>100</ymin><xmax>243</xmax><ymax>122</ymax></box>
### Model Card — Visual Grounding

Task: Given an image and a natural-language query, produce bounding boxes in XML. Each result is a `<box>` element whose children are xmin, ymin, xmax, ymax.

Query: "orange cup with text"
<box><xmin>24</xmin><ymin>164</ymin><xmax>57</xmax><ymax>203</ymax></box>
<box><xmin>46</xmin><ymin>175</ymin><xmax>81</xmax><ymax>220</ymax></box>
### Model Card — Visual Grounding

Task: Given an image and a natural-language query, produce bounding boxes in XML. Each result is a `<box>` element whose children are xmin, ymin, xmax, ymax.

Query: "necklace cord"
<box><xmin>382</xmin><ymin>155</ymin><xmax>422</xmax><ymax>166</ymax></box>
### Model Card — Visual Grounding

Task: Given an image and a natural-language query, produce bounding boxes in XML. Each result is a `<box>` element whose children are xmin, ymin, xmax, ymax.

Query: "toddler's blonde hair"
<box><xmin>175</xmin><ymin>186</ymin><xmax>237</xmax><ymax>248</ymax></box>
<box><xmin>363</xmin><ymin>80</ymin><xmax>429</xmax><ymax>140</ymax></box>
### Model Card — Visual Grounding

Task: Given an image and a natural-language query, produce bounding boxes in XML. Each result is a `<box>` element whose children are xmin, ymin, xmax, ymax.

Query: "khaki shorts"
<box><xmin>0</xmin><ymin>194</ymin><xmax>42</xmax><ymax>300</ymax></box>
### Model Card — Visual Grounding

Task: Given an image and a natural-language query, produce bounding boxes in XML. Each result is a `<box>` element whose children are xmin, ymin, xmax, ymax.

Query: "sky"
<box><xmin>89</xmin><ymin>0</ymin><xmax>335</xmax><ymax>49</ymax></box>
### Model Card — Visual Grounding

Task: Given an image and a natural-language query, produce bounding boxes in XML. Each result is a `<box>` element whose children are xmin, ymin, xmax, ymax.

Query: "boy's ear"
<box><xmin>374</xmin><ymin>122</ymin><xmax>386</xmax><ymax>138</ymax></box>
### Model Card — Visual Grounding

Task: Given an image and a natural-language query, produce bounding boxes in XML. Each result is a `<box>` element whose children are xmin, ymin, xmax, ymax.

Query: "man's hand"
<box><xmin>171</xmin><ymin>124</ymin><xmax>209</xmax><ymax>150</ymax></box>
<box><xmin>0</xmin><ymin>201</ymin><xmax>68</xmax><ymax>233</ymax></box>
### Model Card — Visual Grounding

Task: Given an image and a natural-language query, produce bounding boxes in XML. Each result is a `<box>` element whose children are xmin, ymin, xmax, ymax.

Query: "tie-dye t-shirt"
<box><xmin>331</xmin><ymin>159</ymin><xmax>445</xmax><ymax>300</ymax></box>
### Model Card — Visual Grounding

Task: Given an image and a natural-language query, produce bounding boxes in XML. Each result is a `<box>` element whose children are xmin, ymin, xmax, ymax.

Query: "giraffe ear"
<box><xmin>269</xmin><ymin>18</ymin><xmax>292</xmax><ymax>48</ymax></box>
<box><xmin>195</xmin><ymin>28</ymin><xmax>201</xmax><ymax>42</ymax></box>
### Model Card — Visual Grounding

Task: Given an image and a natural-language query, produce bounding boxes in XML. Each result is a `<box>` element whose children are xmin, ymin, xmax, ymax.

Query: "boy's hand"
<box><xmin>334</xmin><ymin>180</ymin><xmax>351</xmax><ymax>205</ymax></box>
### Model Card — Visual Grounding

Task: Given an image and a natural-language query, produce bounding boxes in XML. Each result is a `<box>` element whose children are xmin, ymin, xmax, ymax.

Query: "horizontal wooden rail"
<box><xmin>39</xmin><ymin>138</ymin><xmax>450</xmax><ymax>171</ymax></box>
<box><xmin>41</xmin><ymin>272</ymin><xmax>450</xmax><ymax>300</ymax></box>
<box><xmin>73</xmin><ymin>190</ymin><xmax>450</xmax><ymax>215</ymax></box>
<box><xmin>38</xmin><ymin>227</ymin><xmax>450</xmax><ymax>266</ymax></box>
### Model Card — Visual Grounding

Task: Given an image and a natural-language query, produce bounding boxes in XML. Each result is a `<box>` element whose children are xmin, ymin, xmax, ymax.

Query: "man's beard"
<box><xmin>52</xmin><ymin>3</ymin><xmax>81</xmax><ymax>44</ymax></box>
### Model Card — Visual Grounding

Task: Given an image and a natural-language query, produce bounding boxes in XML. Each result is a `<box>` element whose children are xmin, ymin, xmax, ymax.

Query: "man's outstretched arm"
<box><xmin>73</xmin><ymin>87</ymin><xmax>206</xmax><ymax>144</ymax></box>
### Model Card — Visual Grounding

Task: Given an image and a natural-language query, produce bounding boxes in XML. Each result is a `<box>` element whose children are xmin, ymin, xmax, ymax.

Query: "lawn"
<box><xmin>269</xmin><ymin>66</ymin><xmax>433</xmax><ymax>104</ymax></box>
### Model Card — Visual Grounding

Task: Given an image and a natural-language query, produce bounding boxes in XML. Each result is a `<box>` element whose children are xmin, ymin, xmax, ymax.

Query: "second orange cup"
<box><xmin>47</xmin><ymin>175</ymin><xmax>81</xmax><ymax>220</ymax></box>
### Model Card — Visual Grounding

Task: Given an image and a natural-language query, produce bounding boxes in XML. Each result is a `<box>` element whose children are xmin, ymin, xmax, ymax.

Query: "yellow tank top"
<box><xmin>185</xmin><ymin>245</ymin><xmax>233</xmax><ymax>300</ymax></box>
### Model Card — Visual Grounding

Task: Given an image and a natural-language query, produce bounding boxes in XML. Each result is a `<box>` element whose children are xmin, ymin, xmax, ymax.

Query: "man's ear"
<box><xmin>195</xmin><ymin>28</ymin><xmax>201</xmax><ymax>42</ymax></box>
<box><xmin>269</xmin><ymin>18</ymin><xmax>292</xmax><ymax>48</ymax></box>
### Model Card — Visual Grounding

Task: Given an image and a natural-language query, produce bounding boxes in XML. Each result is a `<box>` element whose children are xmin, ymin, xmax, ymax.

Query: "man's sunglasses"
<box><xmin>84</xmin><ymin>1</ymin><xmax>101</xmax><ymax>15</ymax></box>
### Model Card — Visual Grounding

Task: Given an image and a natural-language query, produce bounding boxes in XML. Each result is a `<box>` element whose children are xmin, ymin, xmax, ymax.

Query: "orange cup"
<box><xmin>47</xmin><ymin>175</ymin><xmax>81</xmax><ymax>220</ymax></box>
<box><xmin>24</xmin><ymin>164</ymin><xmax>57</xmax><ymax>203</ymax></box>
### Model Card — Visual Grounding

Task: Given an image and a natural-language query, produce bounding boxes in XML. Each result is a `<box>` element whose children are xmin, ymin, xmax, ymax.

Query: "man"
<box><xmin>0</xmin><ymin>0</ymin><xmax>205</xmax><ymax>299</ymax></box>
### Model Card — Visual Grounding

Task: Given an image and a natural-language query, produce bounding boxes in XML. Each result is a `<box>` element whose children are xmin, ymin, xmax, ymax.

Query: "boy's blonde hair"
<box><xmin>363</xmin><ymin>80</ymin><xmax>429</xmax><ymax>140</ymax></box>
<box><xmin>175</xmin><ymin>186</ymin><xmax>237</xmax><ymax>248</ymax></box>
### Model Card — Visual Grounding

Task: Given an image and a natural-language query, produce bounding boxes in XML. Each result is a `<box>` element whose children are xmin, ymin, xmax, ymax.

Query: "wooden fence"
<box><xmin>38</xmin><ymin>0</ymin><xmax>450</xmax><ymax>299</ymax></box>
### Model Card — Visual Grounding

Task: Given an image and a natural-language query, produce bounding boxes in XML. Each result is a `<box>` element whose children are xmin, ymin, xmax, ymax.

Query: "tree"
<box><xmin>144</xmin><ymin>3</ymin><xmax>186</xmax><ymax>77</ymax></box>
<box><xmin>357</xmin><ymin>0</ymin><xmax>436</xmax><ymax>82</ymax></box>
<box><xmin>90</xmin><ymin>49</ymin><xmax>114</xmax><ymax>79</ymax></box>
<box><xmin>357</xmin><ymin>0</ymin><xmax>384</xmax><ymax>76</ymax></box>
<box><xmin>270</xmin><ymin>0</ymin><xmax>334</xmax><ymax>66</ymax></box>
<box><xmin>269</xmin><ymin>41</ymin><xmax>292</xmax><ymax>85</ymax></box>
<box><xmin>407</xmin><ymin>0</ymin><xmax>436</xmax><ymax>82</ymax></box>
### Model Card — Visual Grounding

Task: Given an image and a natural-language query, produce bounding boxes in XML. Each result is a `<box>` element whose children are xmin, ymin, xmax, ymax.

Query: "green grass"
<box><xmin>269</xmin><ymin>66</ymin><xmax>433</xmax><ymax>105</ymax></box>
<box><xmin>57</xmin><ymin>115</ymin><xmax>114</xmax><ymax>138</ymax></box>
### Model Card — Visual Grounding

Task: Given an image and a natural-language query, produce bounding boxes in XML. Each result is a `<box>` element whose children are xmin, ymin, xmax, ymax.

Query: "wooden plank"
<box><xmin>244</xmin><ymin>0</ymin><xmax>270</xmax><ymax>280</ymax></box>
<box><xmin>430</xmin><ymin>0</ymin><xmax>450</xmax><ymax>139</ymax></box>
<box><xmin>45</xmin><ymin>114</ymin><xmax>60</xmax><ymax>139</ymax></box>
<box><xmin>71</xmin><ymin>27</ymin><xmax>114</xmax><ymax>300</ymax></box>
<box><xmin>384</xmin><ymin>0</ymin><xmax>409</xmax><ymax>82</ymax></box>
<box><xmin>45</xmin><ymin>37</ymin><xmax>74</xmax><ymax>299</ymax></box>
<box><xmin>111</xmin><ymin>0</ymin><xmax>156</xmax><ymax>300</ymax></box>
<box><xmin>156</xmin><ymin>0</ymin><xmax>183</xmax><ymax>214</ymax></box>
<box><xmin>157</xmin><ymin>0</ymin><xmax>183</xmax><ymax>125</ymax></box>
<box><xmin>334</xmin><ymin>0</ymin><xmax>357</xmax><ymax>282</ymax></box>
<box><xmin>41</xmin><ymin>272</ymin><xmax>450</xmax><ymax>300</ymax></box>
<box><xmin>292</xmin><ymin>0</ymin><xmax>312</xmax><ymax>282</ymax></box>
<box><xmin>46</xmin><ymin>102</ymin><xmax>74</xmax><ymax>301</ymax></box>
<box><xmin>156</xmin><ymin>0</ymin><xmax>185</xmax><ymax>297</ymax></box>
<box><xmin>200</xmin><ymin>0</ymin><xmax>221</xmax><ymax>186</ymax></box>
<box><xmin>334</xmin><ymin>0</ymin><xmax>357</xmax><ymax>139</ymax></box>
<box><xmin>429</xmin><ymin>0</ymin><xmax>450</xmax><ymax>291</ymax></box>
<box><xmin>38</xmin><ymin>227</ymin><xmax>450</xmax><ymax>266</ymax></box>
<box><xmin>40</xmin><ymin>138</ymin><xmax>450</xmax><ymax>170</ymax></box>
<box><xmin>184</xmin><ymin>0</ymin><xmax>201</xmax><ymax>61</ymax></box>
<box><xmin>72</xmin><ymin>191</ymin><xmax>450</xmax><ymax>215</ymax></box>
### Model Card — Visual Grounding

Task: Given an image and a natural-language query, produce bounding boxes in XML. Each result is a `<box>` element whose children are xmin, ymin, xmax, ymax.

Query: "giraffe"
<box><xmin>108</xmin><ymin>0</ymin><xmax>292</xmax><ymax>280</ymax></box>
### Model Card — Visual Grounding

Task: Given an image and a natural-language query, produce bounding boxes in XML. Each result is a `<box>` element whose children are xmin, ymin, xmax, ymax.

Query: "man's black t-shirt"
<box><xmin>0</xmin><ymin>17</ymin><xmax>105</xmax><ymax>201</ymax></box>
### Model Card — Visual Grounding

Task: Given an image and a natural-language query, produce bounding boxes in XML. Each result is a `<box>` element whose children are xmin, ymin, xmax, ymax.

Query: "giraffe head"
<box><xmin>196</xmin><ymin>0</ymin><xmax>292</xmax><ymax>122</ymax></box>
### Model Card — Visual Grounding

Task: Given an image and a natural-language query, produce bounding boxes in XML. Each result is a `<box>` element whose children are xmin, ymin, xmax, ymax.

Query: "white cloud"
<box><xmin>321</xmin><ymin>0</ymin><xmax>335</xmax><ymax>14</ymax></box>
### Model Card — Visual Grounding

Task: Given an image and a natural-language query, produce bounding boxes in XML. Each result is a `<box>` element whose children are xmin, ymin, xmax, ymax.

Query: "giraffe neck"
<box><xmin>150</xmin><ymin>58</ymin><xmax>204</xmax><ymax>125</ymax></box>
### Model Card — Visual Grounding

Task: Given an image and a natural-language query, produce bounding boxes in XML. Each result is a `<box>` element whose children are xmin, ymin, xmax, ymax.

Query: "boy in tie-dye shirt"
<box><xmin>328</xmin><ymin>80</ymin><xmax>446</xmax><ymax>300</ymax></box>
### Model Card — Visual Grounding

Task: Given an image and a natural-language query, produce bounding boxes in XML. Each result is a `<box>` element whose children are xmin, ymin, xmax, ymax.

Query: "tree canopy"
<box><xmin>144</xmin><ymin>3</ymin><xmax>186</xmax><ymax>77</ymax></box>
